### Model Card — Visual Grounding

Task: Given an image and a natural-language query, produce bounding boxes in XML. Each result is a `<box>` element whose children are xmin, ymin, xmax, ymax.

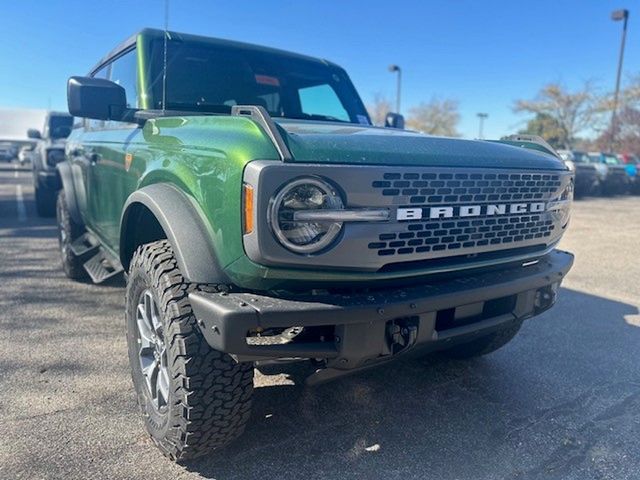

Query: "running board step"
<box><xmin>70</xmin><ymin>233</ymin><xmax>100</xmax><ymax>257</ymax></box>
<box><xmin>83</xmin><ymin>249</ymin><xmax>124</xmax><ymax>284</ymax></box>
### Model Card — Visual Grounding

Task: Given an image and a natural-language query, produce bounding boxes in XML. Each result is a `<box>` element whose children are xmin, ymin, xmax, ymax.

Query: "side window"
<box><xmin>298</xmin><ymin>84</ymin><xmax>349</xmax><ymax>122</ymax></box>
<box><xmin>109</xmin><ymin>49</ymin><xmax>139</xmax><ymax>109</ymax></box>
<box><xmin>258</xmin><ymin>92</ymin><xmax>281</xmax><ymax>115</ymax></box>
<box><xmin>93</xmin><ymin>66</ymin><xmax>109</xmax><ymax>80</ymax></box>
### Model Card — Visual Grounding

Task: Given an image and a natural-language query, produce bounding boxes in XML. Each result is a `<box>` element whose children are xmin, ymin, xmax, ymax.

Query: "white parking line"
<box><xmin>14</xmin><ymin>163</ymin><xmax>18</xmax><ymax>178</ymax></box>
<box><xmin>16</xmin><ymin>184</ymin><xmax>27</xmax><ymax>222</ymax></box>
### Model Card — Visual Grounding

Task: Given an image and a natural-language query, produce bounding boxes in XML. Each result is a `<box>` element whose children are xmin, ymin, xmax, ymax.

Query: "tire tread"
<box><xmin>127</xmin><ymin>240</ymin><xmax>253</xmax><ymax>461</ymax></box>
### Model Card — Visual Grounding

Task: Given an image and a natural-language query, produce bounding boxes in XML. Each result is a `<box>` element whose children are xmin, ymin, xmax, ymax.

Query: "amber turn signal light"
<box><xmin>243</xmin><ymin>183</ymin><xmax>254</xmax><ymax>234</ymax></box>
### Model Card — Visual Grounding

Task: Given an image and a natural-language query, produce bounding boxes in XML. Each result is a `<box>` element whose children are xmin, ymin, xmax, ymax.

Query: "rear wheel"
<box><xmin>35</xmin><ymin>185</ymin><xmax>57</xmax><ymax>217</ymax></box>
<box><xmin>56</xmin><ymin>191</ymin><xmax>87</xmax><ymax>280</ymax></box>
<box><xmin>126</xmin><ymin>240</ymin><xmax>254</xmax><ymax>461</ymax></box>
<box><xmin>441</xmin><ymin>320</ymin><xmax>523</xmax><ymax>359</ymax></box>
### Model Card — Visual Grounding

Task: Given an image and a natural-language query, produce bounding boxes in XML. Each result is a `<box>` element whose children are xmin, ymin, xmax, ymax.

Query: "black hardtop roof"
<box><xmin>90</xmin><ymin>27</ymin><xmax>340</xmax><ymax>75</ymax></box>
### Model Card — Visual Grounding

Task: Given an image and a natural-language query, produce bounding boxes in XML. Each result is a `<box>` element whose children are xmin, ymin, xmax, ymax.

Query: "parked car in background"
<box><xmin>28</xmin><ymin>112</ymin><xmax>73</xmax><ymax>216</ymax></box>
<box><xmin>618</xmin><ymin>153</ymin><xmax>640</xmax><ymax>194</ymax></box>
<box><xmin>0</xmin><ymin>142</ymin><xmax>18</xmax><ymax>162</ymax></box>
<box><xmin>557</xmin><ymin>150</ymin><xmax>601</xmax><ymax>196</ymax></box>
<box><xmin>18</xmin><ymin>144</ymin><xmax>35</xmax><ymax>165</ymax></box>
<box><xmin>588</xmin><ymin>152</ymin><xmax>630</xmax><ymax>195</ymax></box>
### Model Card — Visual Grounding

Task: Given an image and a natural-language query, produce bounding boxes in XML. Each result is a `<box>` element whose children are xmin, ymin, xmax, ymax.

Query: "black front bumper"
<box><xmin>190</xmin><ymin>250</ymin><xmax>574</xmax><ymax>367</ymax></box>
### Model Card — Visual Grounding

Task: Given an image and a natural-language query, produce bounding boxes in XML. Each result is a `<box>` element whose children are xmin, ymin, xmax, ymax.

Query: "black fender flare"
<box><xmin>56</xmin><ymin>161</ymin><xmax>83</xmax><ymax>225</ymax></box>
<box><xmin>120</xmin><ymin>183</ymin><xmax>230</xmax><ymax>284</ymax></box>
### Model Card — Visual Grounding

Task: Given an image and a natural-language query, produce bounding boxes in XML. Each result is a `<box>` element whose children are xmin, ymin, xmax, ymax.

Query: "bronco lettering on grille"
<box><xmin>396</xmin><ymin>202</ymin><xmax>547</xmax><ymax>221</ymax></box>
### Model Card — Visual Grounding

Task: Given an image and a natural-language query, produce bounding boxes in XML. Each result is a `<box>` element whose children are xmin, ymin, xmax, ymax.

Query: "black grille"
<box><xmin>372</xmin><ymin>172</ymin><xmax>562</xmax><ymax>205</ymax></box>
<box><xmin>366</xmin><ymin>170</ymin><xmax>566</xmax><ymax>259</ymax></box>
<box><xmin>368</xmin><ymin>214</ymin><xmax>556</xmax><ymax>256</ymax></box>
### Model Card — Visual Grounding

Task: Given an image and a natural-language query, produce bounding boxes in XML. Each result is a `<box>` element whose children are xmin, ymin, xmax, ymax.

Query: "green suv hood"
<box><xmin>276</xmin><ymin>120</ymin><xmax>565</xmax><ymax>170</ymax></box>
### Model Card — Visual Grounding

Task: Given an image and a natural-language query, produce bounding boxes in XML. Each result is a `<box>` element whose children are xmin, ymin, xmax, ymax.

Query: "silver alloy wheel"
<box><xmin>136</xmin><ymin>289</ymin><xmax>170</xmax><ymax>412</ymax></box>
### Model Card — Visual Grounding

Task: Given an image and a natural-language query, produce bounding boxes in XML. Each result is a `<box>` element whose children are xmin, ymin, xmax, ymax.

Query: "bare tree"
<box><xmin>621</xmin><ymin>73</ymin><xmax>640</xmax><ymax>108</ymax></box>
<box><xmin>593</xmin><ymin>74</ymin><xmax>640</xmax><ymax>151</ymax></box>
<box><xmin>596</xmin><ymin>106</ymin><xmax>640</xmax><ymax>153</ymax></box>
<box><xmin>513</xmin><ymin>82</ymin><xmax>598</xmax><ymax>149</ymax></box>
<box><xmin>518</xmin><ymin>113</ymin><xmax>565</xmax><ymax>149</ymax></box>
<box><xmin>406</xmin><ymin>98</ymin><xmax>461</xmax><ymax>137</ymax></box>
<box><xmin>366</xmin><ymin>93</ymin><xmax>393</xmax><ymax>126</ymax></box>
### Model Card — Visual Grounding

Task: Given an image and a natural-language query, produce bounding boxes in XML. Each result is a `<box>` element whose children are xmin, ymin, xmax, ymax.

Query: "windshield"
<box><xmin>149</xmin><ymin>39</ymin><xmax>370</xmax><ymax>125</ymax></box>
<box><xmin>572</xmin><ymin>151</ymin><xmax>589</xmax><ymax>163</ymax></box>
<box><xmin>48</xmin><ymin>115</ymin><xmax>73</xmax><ymax>139</ymax></box>
<box><xmin>603</xmin><ymin>154</ymin><xmax>620</xmax><ymax>165</ymax></box>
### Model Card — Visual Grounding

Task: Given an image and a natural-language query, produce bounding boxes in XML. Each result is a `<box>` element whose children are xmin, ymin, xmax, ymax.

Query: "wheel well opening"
<box><xmin>120</xmin><ymin>203</ymin><xmax>167</xmax><ymax>271</ymax></box>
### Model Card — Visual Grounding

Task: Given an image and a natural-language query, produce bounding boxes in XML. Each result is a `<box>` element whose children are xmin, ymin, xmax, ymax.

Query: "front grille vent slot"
<box><xmin>365</xmin><ymin>169</ymin><xmax>566</xmax><ymax>264</ymax></box>
<box><xmin>368</xmin><ymin>214</ymin><xmax>555</xmax><ymax>257</ymax></box>
<box><xmin>372</xmin><ymin>172</ymin><xmax>562</xmax><ymax>205</ymax></box>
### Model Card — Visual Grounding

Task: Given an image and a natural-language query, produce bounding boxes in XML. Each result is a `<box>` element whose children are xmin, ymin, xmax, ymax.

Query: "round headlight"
<box><xmin>269</xmin><ymin>177</ymin><xmax>344</xmax><ymax>254</ymax></box>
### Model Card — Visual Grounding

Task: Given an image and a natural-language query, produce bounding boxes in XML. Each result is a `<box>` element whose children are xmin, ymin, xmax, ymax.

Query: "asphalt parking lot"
<box><xmin>0</xmin><ymin>164</ymin><xmax>639</xmax><ymax>480</ymax></box>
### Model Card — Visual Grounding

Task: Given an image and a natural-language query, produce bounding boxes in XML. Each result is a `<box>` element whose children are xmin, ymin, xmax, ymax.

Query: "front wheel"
<box><xmin>126</xmin><ymin>240</ymin><xmax>254</xmax><ymax>461</ymax></box>
<box><xmin>441</xmin><ymin>320</ymin><xmax>523</xmax><ymax>359</ymax></box>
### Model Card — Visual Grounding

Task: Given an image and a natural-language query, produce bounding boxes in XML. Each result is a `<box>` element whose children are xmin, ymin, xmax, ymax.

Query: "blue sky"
<box><xmin>0</xmin><ymin>0</ymin><xmax>637</xmax><ymax>139</ymax></box>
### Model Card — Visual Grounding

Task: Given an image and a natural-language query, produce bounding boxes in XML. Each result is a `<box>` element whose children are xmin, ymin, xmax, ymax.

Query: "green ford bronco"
<box><xmin>58</xmin><ymin>28</ymin><xmax>574</xmax><ymax>460</ymax></box>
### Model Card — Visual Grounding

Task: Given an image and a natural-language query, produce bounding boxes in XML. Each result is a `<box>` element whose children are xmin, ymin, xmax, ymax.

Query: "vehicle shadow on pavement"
<box><xmin>183</xmin><ymin>288</ymin><xmax>640</xmax><ymax>480</ymax></box>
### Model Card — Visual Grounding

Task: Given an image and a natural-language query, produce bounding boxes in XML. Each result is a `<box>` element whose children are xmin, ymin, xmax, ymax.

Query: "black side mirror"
<box><xmin>67</xmin><ymin>76</ymin><xmax>127</xmax><ymax>121</ymax></box>
<box><xmin>27</xmin><ymin>129</ymin><xmax>41</xmax><ymax>139</ymax></box>
<box><xmin>384</xmin><ymin>112</ymin><xmax>405</xmax><ymax>129</ymax></box>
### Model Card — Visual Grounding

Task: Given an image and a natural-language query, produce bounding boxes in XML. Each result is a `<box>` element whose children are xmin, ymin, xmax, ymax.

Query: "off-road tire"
<box><xmin>441</xmin><ymin>320</ymin><xmax>523</xmax><ymax>359</ymax></box>
<box><xmin>126</xmin><ymin>240</ymin><xmax>254</xmax><ymax>461</ymax></box>
<box><xmin>56</xmin><ymin>191</ymin><xmax>87</xmax><ymax>280</ymax></box>
<box><xmin>35</xmin><ymin>185</ymin><xmax>57</xmax><ymax>217</ymax></box>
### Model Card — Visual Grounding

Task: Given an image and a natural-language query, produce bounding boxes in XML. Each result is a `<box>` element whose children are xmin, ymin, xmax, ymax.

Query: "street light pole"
<box><xmin>477</xmin><ymin>113</ymin><xmax>488</xmax><ymax>139</ymax></box>
<box><xmin>610</xmin><ymin>9</ymin><xmax>629</xmax><ymax>151</ymax></box>
<box><xmin>388</xmin><ymin>65</ymin><xmax>402</xmax><ymax>114</ymax></box>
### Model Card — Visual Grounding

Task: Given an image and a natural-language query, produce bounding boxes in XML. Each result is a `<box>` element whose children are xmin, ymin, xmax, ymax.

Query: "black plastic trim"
<box><xmin>120</xmin><ymin>184</ymin><xmax>230</xmax><ymax>284</ymax></box>
<box><xmin>190</xmin><ymin>249</ymin><xmax>574</xmax><ymax>360</ymax></box>
<box><xmin>56</xmin><ymin>161</ymin><xmax>82</xmax><ymax>225</ymax></box>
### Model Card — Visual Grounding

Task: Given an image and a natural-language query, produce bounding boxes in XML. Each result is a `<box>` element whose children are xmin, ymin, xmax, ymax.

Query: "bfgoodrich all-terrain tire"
<box><xmin>126</xmin><ymin>240</ymin><xmax>254</xmax><ymax>461</ymax></box>
<box><xmin>441</xmin><ymin>320</ymin><xmax>523</xmax><ymax>359</ymax></box>
<box><xmin>56</xmin><ymin>191</ymin><xmax>87</xmax><ymax>280</ymax></box>
<box><xmin>35</xmin><ymin>185</ymin><xmax>57</xmax><ymax>217</ymax></box>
